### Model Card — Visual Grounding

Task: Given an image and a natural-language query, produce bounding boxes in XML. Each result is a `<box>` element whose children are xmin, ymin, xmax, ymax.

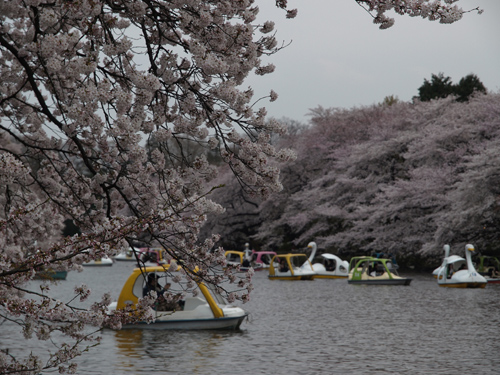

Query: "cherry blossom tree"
<box><xmin>0</xmin><ymin>0</ymin><xmax>478</xmax><ymax>373</ymax></box>
<box><xmin>0</xmin><ymin>0</ymin><xmax>299</xmax><ymax>372</ymax></box>
<box><xmin>337</xmin><ymin>94</ymin><xmax>500</xmax><ymax>261</ymax></box>
<box><xmin>235</xmin><ymin>93</ymin><xmax>500</xmax><ymax>267</ymax></box>
<box><xmin>199</xmin><ymin>116</ymin><xmax>307</xmax><ymax>251</ymax></box>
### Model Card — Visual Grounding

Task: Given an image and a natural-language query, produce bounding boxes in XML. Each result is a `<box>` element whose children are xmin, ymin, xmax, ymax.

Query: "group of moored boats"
<box><xmin>264</xmin><ymin>242</ymin><xmax>410</xmax><ymax>285</ymax></box>
<box><xmin>264</xmin><ymin>242</ymin><xmax>497</xmax><ymax>288</ymax></box>
<box><xmin>34</xmin><ymin>247</ymin><xmax>169</xmax><ymax>280</ymax></box>
<box><xmin>83</xmin><ymin>247</ymin><xmax>170</xmax><ymax>267</ymax></box>
<box><xmin>36</xmin><ymin>242</ymin><xmax>498</xmax><ymax>331</ymax></box>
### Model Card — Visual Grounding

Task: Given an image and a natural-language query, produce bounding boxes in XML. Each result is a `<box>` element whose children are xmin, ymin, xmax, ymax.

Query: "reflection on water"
<box><xmin>107</xmin><ymin>328</ymin><xmax>246</xmax><ymax>374</ymax></box>
<box><xmin>2</xmin><ymin>263</ymin><xmax>500</xmax><ymax>374</ymax></box>
<box><xmin>113</xmin><ymin>330</ymin><xmax>144</xmax><ymax>372</ymax></box>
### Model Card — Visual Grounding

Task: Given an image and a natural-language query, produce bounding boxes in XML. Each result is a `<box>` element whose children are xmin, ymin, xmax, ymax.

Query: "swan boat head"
<box><xmin>432</xmin><ymin>244</ymin><xmax>451</xmax><ymax>277</ymax></box>
<box><xmin>307</xmin><ymin>242</ymin><xmax>317</xmax><ymax>264</ymax></box>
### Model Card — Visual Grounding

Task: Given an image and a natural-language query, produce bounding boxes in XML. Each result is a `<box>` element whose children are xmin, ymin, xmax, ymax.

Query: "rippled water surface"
<box><xmin>3</xmin><ymin>262</ymin><xmax>500</xmax><ymax>374</ymax></box>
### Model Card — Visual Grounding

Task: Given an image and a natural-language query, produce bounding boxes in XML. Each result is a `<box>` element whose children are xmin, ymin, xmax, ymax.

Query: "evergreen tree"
<box><xmin>417</xmin><ymin>73</ymin><xmax>487</xmax><ymax>102</ymax></box>
<box><xmin>454</xmin><ymin>74</ymin><xmax>487</xmax><ymax>102</ymax></box>
<box><xmin>417</xmin><ymin>73</ymin><xmax>454</xmax><ymax>101</ymax></box>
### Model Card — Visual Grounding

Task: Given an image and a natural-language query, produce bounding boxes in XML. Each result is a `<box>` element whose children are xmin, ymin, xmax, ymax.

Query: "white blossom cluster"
<box><xmin>356</xmin><ymin>0</ymin><xmax>480</xmax><ymax>29</ymax></box>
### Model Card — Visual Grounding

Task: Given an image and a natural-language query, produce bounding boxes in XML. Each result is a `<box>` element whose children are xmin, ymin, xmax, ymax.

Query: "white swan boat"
<box><xmin>268</xmin><ymin>253</ymin><xmax>316</xmax><ymax>280</ymax></box>
<box><xmin>437</xmin><ymin>244</ymin><xmax>487</xmax><ymax>288</ymax></box>
<box><xmin>108</xmin><ymin>266</ymin><xmax>248</xmax><ymax>330</ymax></box>
<box><xmin>307</xmin><ymin>242</ymin><xmax>349</xmax><ymax>279</ymax></box>
<box><xmin>432</xmin><ymin>244</ymin><xmax>450</xmax><ymax>278</ymax></box>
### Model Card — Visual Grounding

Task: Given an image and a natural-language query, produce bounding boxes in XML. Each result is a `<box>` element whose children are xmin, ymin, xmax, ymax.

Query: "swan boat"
<box><xmin>268</xmin><ymin>253</ymin><xmax>316</xmax><ymax>280</ymax></box>
<box><xmin>108</xmin><ymin>266</ymin><xmax>248</xmax><ymax>330</ymax></box>
<box><xmin>432</xmin><ymin>244</ymin><xmax>450</xmax><ymax>278</ymax></box>
<box><xmin>307</xmin><ymin>242</ymin><xmax>349</xmax><ymax>279</ymax></box>
<box><xmin>348</xmin><ymin>256</ymin><xmax>412</xmax><ymax>285</ymax></box>
<box><xmin>437</xmin><ymin>244</ymin><xmax>487</xmax><ymax>288</ymax></box>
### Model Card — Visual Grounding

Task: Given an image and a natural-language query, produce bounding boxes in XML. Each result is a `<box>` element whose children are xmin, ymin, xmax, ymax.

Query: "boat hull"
<box><xmin>34</xmin><ymin>270</ymin><xmax>68</xmax><ymax>280</ymax></box>
<box><xmin>114</xmin><ymin>254</ymin><xmax>136</xmax><ymax>261</ymax></box>
<box><xmin>314</xmin><ymin>274</ymin><xmax>347</xmax><ymax>279</ymax></box>
<box><xmin>83</xmin><ymin>259</ymin><xmax>113</xmax><ymax>266</ymax></box>
<box><xmin>348</xmin><ymin>278</ymin><xmax>412</xmax><ymax>286</ymax></box>
<box><xmin>268</xmin><ymin>275</ymin><xmax>315</xmax><ymax>281</ymax></box>
<box><xmin>120</xmin><ymin>315</ymin><xmax>248</xmax><ymax>330</ymax></box>
<box><xmin>438</xmin><ymin>282</ymin><xmax>486</xmax><ymax>288</ymax></box>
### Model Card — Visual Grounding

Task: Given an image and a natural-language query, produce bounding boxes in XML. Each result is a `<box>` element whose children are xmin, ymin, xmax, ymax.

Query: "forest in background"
<box><xmin>200</xmin><ymin>92</ymin><xmax>500</xmax><ymax>270</ymax></box>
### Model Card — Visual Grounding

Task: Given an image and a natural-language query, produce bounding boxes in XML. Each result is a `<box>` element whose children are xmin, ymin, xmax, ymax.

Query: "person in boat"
<box><xmin>261</xmin><ymin>255</ymin><xmax>270</xmax><ymax>265</ymax></box>
<box><xmin>158</xmin><ymin>283</ymin><xmax>185</xmax><ymax>311</ymax></box>
<box><xmin>141</xmin><ymin>251</ymin><xmax>158</xmax><ymax>264</ymax></box>
<box><xmin>279</xmin><ymin>258</ymin><xmax>289</xmax><ymax>272</ymax></box>
<box><xmin>143</xmin><ymin>273</ymin><xmax>164</xmax><ymax>297</ymax></box>
<box><xmin>369</xmin><ymin>262</ymin><xmax>378</xmax><ymax>277</ymax></box>
<box><xmin>143</xmin><ymin>275</ymin><xmax>184</xmax><ymax>311</ymax></box>
<box><xmin>489</xmin><ymin>267</ymin><xmax>500</xmax><ymax>278</ymax></box>
<box><xmin>447</xmin><ymin>264</ymin><xmax>454</xmax><ymax>279</ymax></box>
<box><xmin>325</xmin><ymin>259</ymin><xmax>335</xmax><ymax>272</ymax></box>
<box><xmin>369</xmin><ymin>262</ymin><xmax>384</xmax><ymax>277</ymax></box>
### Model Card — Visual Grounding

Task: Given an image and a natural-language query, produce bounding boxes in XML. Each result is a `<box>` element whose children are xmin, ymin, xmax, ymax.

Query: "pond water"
<box><xmin>2</xmin><ymin>262</ymin><xmax>500</xmax><ymax>374</ymax></box>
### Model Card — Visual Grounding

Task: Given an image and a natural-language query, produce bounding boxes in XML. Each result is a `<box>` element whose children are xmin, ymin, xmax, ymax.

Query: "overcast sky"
<box><xmin>245</xmin><ymin>0</ymin><xmax>500</xmax><ymax>123</ymax></box>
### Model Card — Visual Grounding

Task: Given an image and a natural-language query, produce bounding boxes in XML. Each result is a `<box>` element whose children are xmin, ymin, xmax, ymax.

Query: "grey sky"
<box><xmin>245</xmin><ymin>0</ymin><xmax>500</xmax><ymax>123</ymax></box>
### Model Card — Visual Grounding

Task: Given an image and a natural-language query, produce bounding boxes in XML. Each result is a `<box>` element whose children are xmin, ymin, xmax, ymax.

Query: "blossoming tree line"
<box><xmin>0</xmin><ymin>0</ymin><xmax>480</xmax><ymax>373</ymax></box>
<box><xmin>203</xmin><ymin>92</ymin><xmax>500</xmax><ymax>268</ymax></box>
